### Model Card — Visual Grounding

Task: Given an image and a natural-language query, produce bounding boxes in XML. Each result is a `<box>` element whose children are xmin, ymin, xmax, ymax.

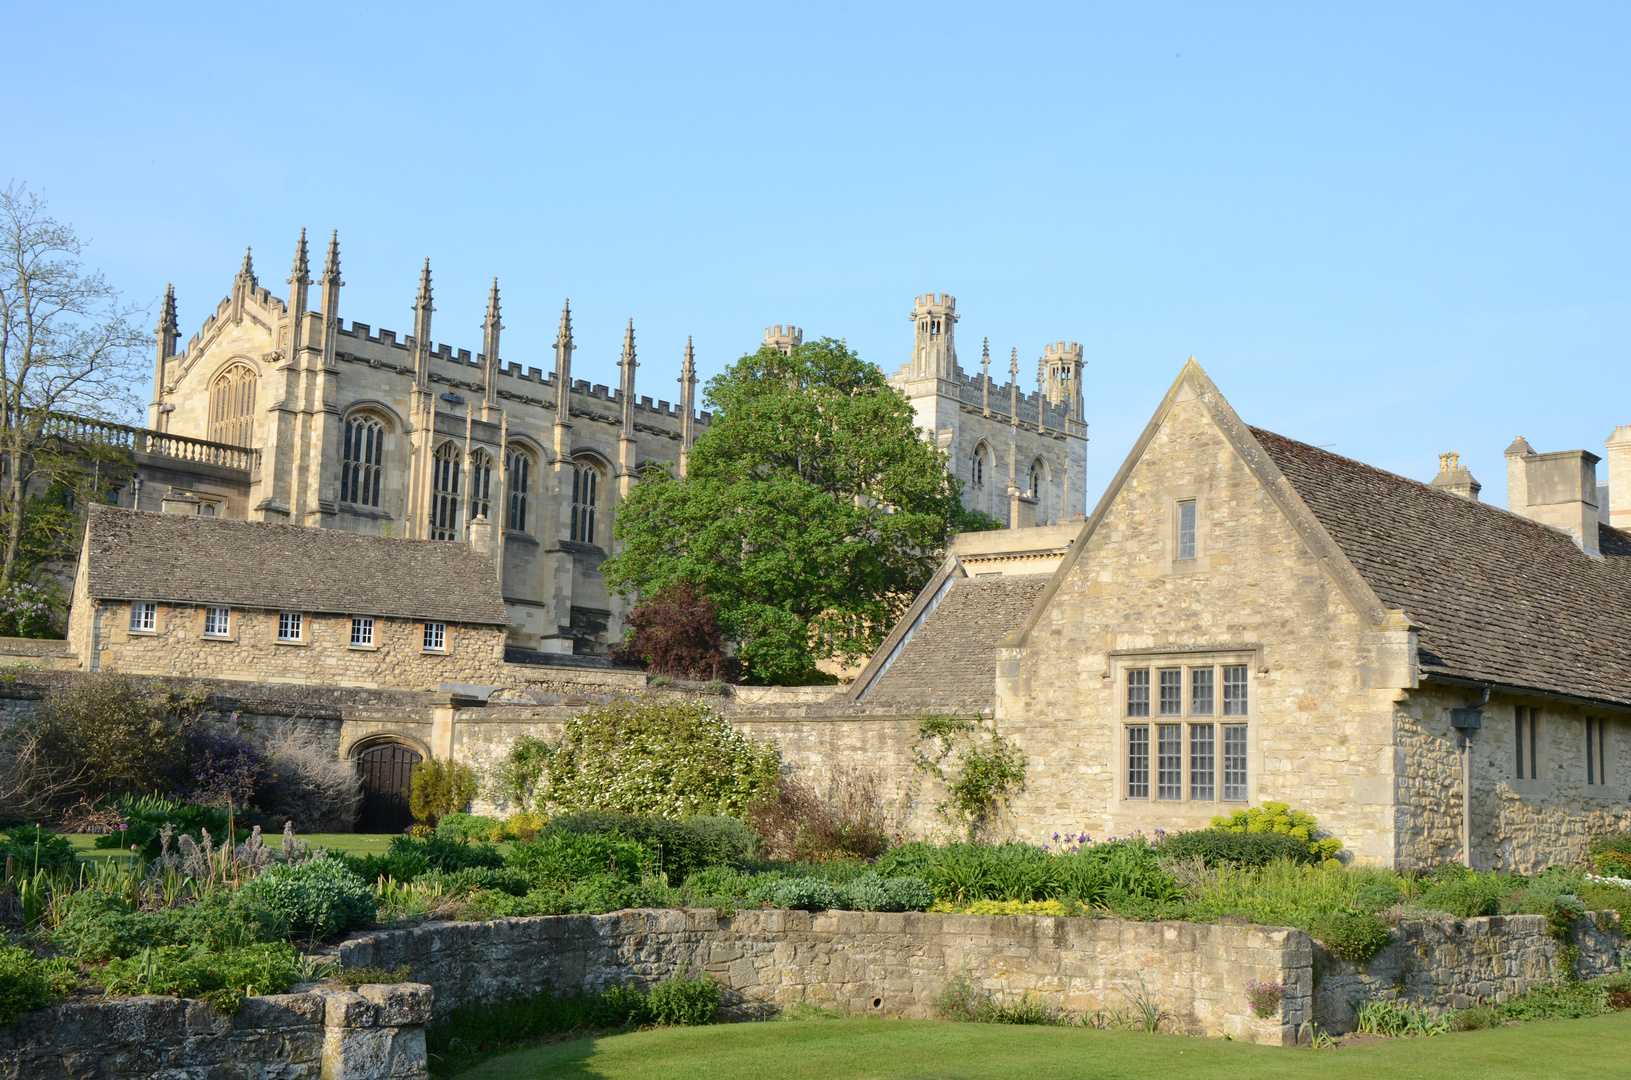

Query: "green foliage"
<box><xmin>0</xmin><ymin>946</ymin><xmax>75</xmax><ymax>1025</ymax></box>
<box><xmin>494</xmin><ymin>735</ymin><xmax>554</xmax><ymax>813</ymax></box>
<box><xmin>101</xmin><ymin>941</ymin><xmax>303</xmax><ymax>1014</ymax></box>
<box><xmin>419</xmin><ymin>866</ymin><xmax>531</xmax><ymax>897</ymax></box>
<box><xmin>933</xmin><ymin>972</ymin><xmax>1070</xmax><ymax>1026</ymax></box>
<box><xmin>0</xmin><ymin>580</ymin><xmax>59</xmax><ymax>638</ymax></box>
<box><xmin>1152</xmin><ymin>828</ymin><xmax>1321</xmax><ymax>868</ymax></box>
<box><xmin>235</xmin><ymin>856</ymin><xmax>376</xmax><ymax>939</ymax></box>
<box><xmin>1587</xmin><ymin>831</ymin><xmax>1631</xmax><ymax>878</ymax></box>
<box><xmin>1184</xmin><ymin>859</ymin><xmax>1407</xmax><ymax>929</ymax></box>
<box><xmin>93</xmin><ymin>794</ymin><xmax>238</xmax><ymax>860</ymax></box>
<box><xmin>507</xmin><ymin>697</ymin><xmax>780</xmax><ymax>818</ymax></box>
<box><xmin>408</xmin><ymin>758</ymin><xmax>479</xmax><ymax>827</ymax></box>
<box><xmin>508</xmin><ymin>832</ymin><xmax>655</xmax><ymax>891</ymax></box>
<box><xmin>874</xmin><ymin>839</ymin><xmax>1180</xmax><ymax>907</ymax></box>
<box><xmin>1355</xmin><ymin>998</ymin><xmax>1450</xmax><ymax>1037</ymax></box>
<box><xmin>435</xmin><ymin>813</ymin><xmax>505</xmax><ymax>843</ymax></box>
<box><xmin>645</xmin><ymin>968</ymin><xmax>721</xmax><ymax>1026</ymax></box>
<box><xmin>1479</xmin><ymin>981</ymin><xmax>1611</xmax><ymax>1023</ymax></box>
<box><xmin>1307</xmin><ymin>913</ymin><xmax>1392</xmax><ymax>961</ymax></box>
<box><xmin>0</xmin><ymin>824</ymin><xmax>76</xmax><ymax>873</ymax></box>
<box><xmin>1505</xmin><ymin>879</ymin><xmax>1587</xmax><ymax>939</ymax></box>
<box><xmin>835</xmin><ymin>873</ymin><xmax>935</xmax><ymax>912</ymax></box>
<box><xmin>1417</xmin><ymin>872</ymin><xmax>1514</xmax><ymax>919</ymax></box>
<box><xmin>1210</xmin><ymin>802</ymin><xmax>1343</xmax><ymax>864</ymax></box>
<box><xmin>48</xmin><ymin>890</ymin><xmax>277</xmax><ymax>961</ymax></box>
<box><xmin>913</xmin><ymin>716</ymin><xmax>1027</xmax><ymax>841</ymax></box>
<box><xmin>542</xmin><ymin>812</ymin><xmax>758</xmax><ymax>882</ymax></box>
<box><xmin>1354</xmin><ymin>882</ymin><xmax>1405</xmax><ymax>912</ymax></box>
<box><xmin>747</xmin><ymin>876</ymin><xmax>843</xmax><ymax>911</ymax></box>
<box><xmin>600</xmin><ymin>338</ymin><xmax>978</xmax><ymax>684</ymax></box>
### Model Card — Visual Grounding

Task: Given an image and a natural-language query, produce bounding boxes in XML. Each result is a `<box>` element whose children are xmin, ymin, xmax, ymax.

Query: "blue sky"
<box><xmin>7</xmin><ymin>3</ymin><xmax>1626</xmax><ymax>512</ymax></box>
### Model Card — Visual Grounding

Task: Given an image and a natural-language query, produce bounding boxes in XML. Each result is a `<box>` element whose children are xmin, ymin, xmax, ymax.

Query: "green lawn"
<box><xmin>63</xmin><ymin>832</ymin><xmax>397</xmax><ymax>862</ymax></box>
<box><xmin>453</xmin><ymin>1013</ymin><xmax>1631</xmax><ymax>1080</ymax></box>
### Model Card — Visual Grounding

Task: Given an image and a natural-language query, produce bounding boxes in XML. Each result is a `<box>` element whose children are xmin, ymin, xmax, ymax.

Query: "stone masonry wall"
<box><xmin>335</xmin><ymin>909</ymin><xmax>1303</xmax><ymax>1044</ymax></box>
<box><xmin>0</xmin><ymin>981</ymin><xmax>431</xmax><ymax>1080</ymax></box>
<box><xmin>86</xmin><ymin>599</ymin><xmax>507</xmax><ymax>692</ymax></box>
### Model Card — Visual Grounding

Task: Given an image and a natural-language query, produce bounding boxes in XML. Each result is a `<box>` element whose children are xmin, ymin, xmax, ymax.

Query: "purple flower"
<box><xmin>1053</xmin><ymin>833</ymin><xmax>1061</xmax><ymax>841</ymax></box>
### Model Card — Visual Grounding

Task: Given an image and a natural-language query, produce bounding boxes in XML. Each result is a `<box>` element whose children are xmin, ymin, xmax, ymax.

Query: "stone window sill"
<box><xmin>274</xmin><ymin>639</ymin><xmax>308</xmax><ymax>647</ymax></box>
<box><xmin>127</xmin><ymin>629</ymin><xmax>157</xmax><ymax>637</ymax></box>
<box><xmin>202</xmin><ymin>635</ymin><xmax>236</xmax><ymax>643</ymax></box>
<box><xmin>422</xmin><ymin>649</ymin><xmax>448</xmax><ymax>655</ymax></box>
<box><xmin>348</xmin><ymin>644</ymin><xmax>379</xmax><ymax>652</ymax></box>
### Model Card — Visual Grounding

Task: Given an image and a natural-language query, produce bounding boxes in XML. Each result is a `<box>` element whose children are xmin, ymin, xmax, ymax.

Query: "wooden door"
<box><xmin>355</xmin><ymin>743</ymin><xmax>420</xmax><ymax>833</ymax></box>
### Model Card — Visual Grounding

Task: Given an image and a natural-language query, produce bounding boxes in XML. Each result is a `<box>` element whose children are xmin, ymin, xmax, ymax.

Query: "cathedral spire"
<box><xmin>618</xmin><ymin>318</ymin><xmax>639</xmax><ymax>436</ymax></box>
<box><xmin>319</xmin><ymin>230</ymin><xmax>343</xmax><ymax>317</ymax></box>
<box><xmin>151</xmin><ymin>284</ymin><xmax>177</xmax><ymax>425</ymax></box>
<box><xmin>678</xmin><ymin>335</ymin><xmax>698</xmax><ymax>477</ymax></box>
<box><xmin>481</xmin><ymin>278</ymin><xmax>502</xmax><ymax>415</ymax></box>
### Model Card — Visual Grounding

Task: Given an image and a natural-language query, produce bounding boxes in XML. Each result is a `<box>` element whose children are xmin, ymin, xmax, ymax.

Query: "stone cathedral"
<box><xmin>140</xmin><ymin>233</ymin><xmax>1088</xmax><ymax>654</ymax></box>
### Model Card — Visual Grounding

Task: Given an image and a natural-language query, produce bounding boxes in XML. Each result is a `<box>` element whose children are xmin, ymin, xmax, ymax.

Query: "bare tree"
<box><xmin>0</xmin><ymin>183</ymin><xmax>146</xmax><ymax>588</ymax></box>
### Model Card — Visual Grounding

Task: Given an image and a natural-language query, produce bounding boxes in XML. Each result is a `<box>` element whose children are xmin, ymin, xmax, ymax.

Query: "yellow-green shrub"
<box><xmin>1211</xmin><ymin>802</ymin><xmax>1343</xmax><ymax>865</ymax></box>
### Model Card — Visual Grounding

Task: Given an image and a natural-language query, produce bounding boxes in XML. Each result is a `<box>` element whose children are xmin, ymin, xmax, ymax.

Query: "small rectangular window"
<box><xmin>1127</xmin><ymin>725</ymin><xmax>1150</xmax><ymax>799</ymax></box>
<box><xmin>1587</xmin><ymin>716</ymin><xmax>1596</xmax><ymax>786</ymax></box>
<box><xmin>1223</xmin><ymin>724</ymin><xmax>1248</xmax><ymax>800</ymax></box>
<box><xmin>278</xmin><ymin>612</ymin><xmax>303</xmax><ymax>642</ymax></box>
<box><xmin>424</xmin><ymin>621</ymin><xmax>447</xmax><ymax>651</ymax></box>
<box><xmin>1600</xmin><ymin>719</ymin><xmax>1608</xmax><ymax>787</ymax></box>
<box><xmin>1190</xmin><ymin>724</ymin><xmax>1215</xmax><ymax>800</ymax></box>
<box><xmin>1222</xmin><ymin>665</ymin><xmax>1249</xmax><ymax>716</ymax></box>
<box><xmin>351</xmin><ymin>617</ymin><xmax>374</xmax><ymax>647</ymax></box>
<box><xmin>1126</xmin><ymin>669</ymin><xmax>1150</xmax><ymax>717</ymax></box>
<box><xmin>1587</xmin><ymin>716</ymin><xmax>1606</xmax><ymax>787</ymax></box>
<box><xmin>129</xmin><ymin>601</ymin><xmax>156</xmax><ymax>632</ymax></box>
<box><xmin>1157</xmin><ymin>724</ymin><xmax>1182</xmax><ymax>799</ymax></box>
<box><xmin>1191</xmin><ymin>667</ymin><xmax>1214</xmax><ymax>716</ymax></box>
<box><xmin>203</xmin><ymin>607</ymin><xmax>230</xmax><ymax>637</ymax></box>
<box><xmin>1177</xmin><ymin>499</ymin><xmax>1197</xmax><ymax>560</ymax></box>
<box><xmin>1514</xmin><ymin>708</ymin><xmax>1525</xmax><ymax>779</ymax></box>
<box><xmin>1158</xmin><ymin>669</ymin><xmax>1182</xmax><ymax>716</ymax></box>
<box><xmin>1515</xmin><ymin>708</ymin><xmax>1539</xmax><ymax>780</ymax></box>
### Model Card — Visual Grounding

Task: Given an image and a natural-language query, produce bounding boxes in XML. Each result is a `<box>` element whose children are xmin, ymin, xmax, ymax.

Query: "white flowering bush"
<box><xmin>507</xmin><ymin>697</ymin><xmax>780</xmax><ymax>818</ymax></box>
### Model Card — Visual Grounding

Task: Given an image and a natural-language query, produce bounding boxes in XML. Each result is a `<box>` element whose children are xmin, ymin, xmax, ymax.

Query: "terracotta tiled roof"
<box><xmin>81</xmin><ymin>506</ymin><xmax>508</xmax><ymax>626</ymax></box>
<box><xmin>863</xmin><ymin>574</ymin><xmax>1051</xmax><ymax>711</ymax></box>
<box><xmin>1252</xmin><ymin>428</ymin><xmax>1631</xmax><ymax>708</ymax></box>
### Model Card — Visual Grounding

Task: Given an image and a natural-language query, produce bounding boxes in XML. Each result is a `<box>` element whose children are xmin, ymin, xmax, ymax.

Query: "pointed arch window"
<box><xmin>1029</xmin><ymin>459</ymin><xmax>1044</xmax><ymax>500</ymax></box>
<box><xmin>470</xmin><ymin>450</ymin><xmax>494</xmax><ymax>522</ymax></box>
<box><xmin>972</xmin><ymin>444</ymin><xmax>987</xmax><ymax>488</ymax></box>
<box><xmin>208</xmin><ymin>363</ymin><xmax>257</xmax><ymax>447</ymax></box>
<box><xmin>430</xmin><ymin>443</ymin><xmax>460</xmax><ymax>540</ymax></box>
<box><xmin>570</xmin><ymin>461</ymin><xmax>600</xmax><ymax>544</ymax></box>
<box><xmin>506</xmin><ymin>448</ymin><xmax>532</xmax><ymax>532</ymax></box>
<box><xmin>341</xmin><ymin>415</ymin><xmax>385</xmax><ymax>507</ymax></box>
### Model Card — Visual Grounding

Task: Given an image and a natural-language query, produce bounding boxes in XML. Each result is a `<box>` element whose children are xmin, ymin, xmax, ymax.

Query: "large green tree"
<box><xmin>602</xmin><ymin>337</ymin><xmax>995</xmax><ymax>684</ymax></box>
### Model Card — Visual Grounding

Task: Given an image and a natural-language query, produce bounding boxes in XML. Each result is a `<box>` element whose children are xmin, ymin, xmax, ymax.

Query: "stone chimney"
<box><xmin>1606</xmin><ymin>425</ymin><xmax>1631</xmax><ymax>532</ymax></box>
<box><xmin>1504</xmin><ymin>436</ymin><xmax>1601</xmax><ymax>556</ymax></box>
<box><xmin>1428</xmin><ymin>452</ymin><xmax>1481</xmax><ymax>501</ymax></box>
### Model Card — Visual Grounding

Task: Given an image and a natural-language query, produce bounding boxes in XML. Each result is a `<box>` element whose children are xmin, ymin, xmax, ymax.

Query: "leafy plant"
<box><xmin>435</xmin><ymin>813</ymin><xmax>505</xmax><ymax>843</ymax></box>
<box><xmin>1243</xmin><ymin>978</ymin><xmax>1283</xmax><ymax>1018</ymax></box>
<box><xmin>542</xmin><ymin>812</ymin><xmax>758</xmax><ymax>882</ymax></box>
<box><xmin>505</xmin><ymin>697</ymin><xmax>779</xmax><ymax>818</ymax></box>
<box><xmin>508</xmin><ymin>832</ymin><xmax>655</xmax><ymax>892</ymax></box>
<box><xmin>748</xmin><ymin>875</ymin><xmax>842</xmax><ymax>911</ymax></box>
<box><xmin>1308</xmin><ymin>912</ymin><xmax>1392</xmax><ymax>961</ymax></box>
<box><xmin>646</xmin><ymin>967</ymin><xmax>721</xmax><ymax>1026</ymax></box>
<box><xmin>746</xmin><ymin>769</ymin><xmax>891</xmax><ymax>862</ymax></box>
<box><xmin>913</xmin><ymin>716</ymin><xmax>1027</xmax><ymax>841</ymax></box>
<box><xmin>0</xmin><ymin>825</ymin><xmax>77</xmax><ymax>874</ymax></box>
<box><xmin>408</xmin><ymin>759</ymin><xmax>479</xmax><ymax>827</ymax></box>
<box><xmin>932</xmin><ymin>972</ymin><xmax>1070</xmax><ymax>1026</ymax></box>
<box><xmin>93</xmin><ymin>794</ymin><xmax>240</xmax><ymax>861</ymax></box>
<box><xmin>1355</xmin><ymin>997</ymin><xmax>1450</xmax><ymax>1037</ymax></box>
<box><xmin>0</xmin><ymin>581</ymin><xmax>58</xmax><ymax>638</ymax></box>
<box><xmin>1417</xmin><ymin>872</ymin><xmax>1513</xmax><ymax>919</ymax></box>
<box><xmin>1210</xmin><ymin>802</ymin><xmax>1342</xmax><ymax>864</ymax></box>
<box><xmin>235</xmin><ymin>856</ymin><xmax>376</xmax><ymax>939</ymax></box>
<box><xmin>839</xmin><ymin>873</ymin><xmax>935</xmax><ymax>912</ymax></box>
<box><xmin>612</xmin><ymin>581</ymin><xmax>740</xmax><ymax>682</ymax></box>
<box><xmin>1152</xmin><ymin>828</ymin><xmax>1321</xmax><ymax>869</ymax></box>
<box><xmin>0</xmin><ymin>945</ymin><xmax>75</xmax><ymax>1023</ymax></box>
<box><xmin>101</xmin><ymin>941</ymin><xmax>303</xmax><ymax>1014</ymax></box>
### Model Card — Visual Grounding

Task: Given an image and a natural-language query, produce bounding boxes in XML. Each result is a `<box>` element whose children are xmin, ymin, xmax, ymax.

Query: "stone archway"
<box><xmin>354</xmin><ymin>742</ymin><xmax>421</xmax><ymax>833</ymax></box>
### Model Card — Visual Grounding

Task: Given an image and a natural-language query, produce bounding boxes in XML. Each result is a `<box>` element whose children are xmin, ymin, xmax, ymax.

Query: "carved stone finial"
<box><xmin>157</xmin><ymin>284</ymin><xmax>178</xmax><ymax>336</ymax></box>
<box><xmin>322</xmin><ymin>230</ymin><xmax>342</xmax><ymax>283</ymax></box>
<box><xmin>238</xmin><ymin>246</ymin><xmax>256</xmax><ymax>285</ymax></box>
<box><xmin>414</xmin><ymin>258</ymin><xmax>433</xmax><ymax>310</ymax></box>
<box><xmin>555</xmin><ymin>298</ymin><xmax>574</xmax><ymax>350</ymax></box>
<box><xmin>287</xmin><ymin>228</ymin><xmax>310</xmax><ymax>285</ymax></box>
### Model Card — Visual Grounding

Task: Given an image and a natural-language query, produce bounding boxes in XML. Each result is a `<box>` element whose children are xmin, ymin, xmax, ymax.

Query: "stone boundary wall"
<box><xmin>1312</xmin><ymin>911</ymin><xmax>1625</xmax><ymax>1029</ymax></box>
<box><xmin>335</xmin><ymin>909</ymin><xmax>1301</xmax><ymax>1045</ymax></box>
<box><xmin>0</xmin><ymin>981</ymin><xmax>431</xmax><ymax>1080</ymax></box>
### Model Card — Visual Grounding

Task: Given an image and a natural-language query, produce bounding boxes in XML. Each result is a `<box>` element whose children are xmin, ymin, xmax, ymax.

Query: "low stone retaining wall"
<box><xmin>336</xmin><ymin>909</ymin><xmax>1301</xmax><ymax>1044</ymax></box>
<box><xmin>0</xmin><ymin>981</ymin><xmax>431</xmax><ymax>1080</ymax></box>
<box><xmin>1313</xmin><ymin>910</ymin><xmax>1624</xmax><ymax>1029</ymax></box>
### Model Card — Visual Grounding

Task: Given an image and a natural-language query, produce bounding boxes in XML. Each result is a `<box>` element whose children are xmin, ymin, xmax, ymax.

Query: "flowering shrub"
<box><xmin>502</xmin><ymin>697</ymin><xmax>780</xmax><ymax>818</ymax></box>
<box><xmin>0</xmin><ymin>582</ymin><xmax>57</xmax><ymax>638</ymax></box>
<box><xmin>1211</xmin><ymin>802</ymin><xmax>1343</xmax><ymax>865</ymax></box>
<box><xmin>1244</xmin><ymin>978</ymin><xmax>1284</xmax><ymax>1018</ymax></box>
<box><xmin>181</xmin><ymin>725</ymin><xmax>265</xmax><ymax>809</ymax></box>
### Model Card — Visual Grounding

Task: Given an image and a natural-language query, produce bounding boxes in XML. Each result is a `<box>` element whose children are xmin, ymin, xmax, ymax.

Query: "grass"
<box><xmin>63</xmin><ymin>832</ymin><xmax>398</xmax><ymax>862</ymax></box>
<box><xmin>452</xmin><ymin>1013</ymin><xmax>1631</xmax><ymax>1080</ymax></box>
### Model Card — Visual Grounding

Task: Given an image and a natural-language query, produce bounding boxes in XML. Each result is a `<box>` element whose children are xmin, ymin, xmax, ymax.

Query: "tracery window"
<box><xmin>506</xmin><ymin>449</ymin><xmax>531</xmax><ymax>531</ymax></box>
<box><xmin>971</xmin><ymin>445</ymin><xmax>986</xmax><ymax>488</ymax></box>
<box><xmin>570</xmin><ymin>461</ymin><xmax>599</xmax><ymax>544</ymax></box>
<box><xmin>1028</xmin><ymin>459</ymin><xmax>1044</xmax><ymax>500</ymax></box>
<box><xmin>470</xmin><ymin>450</ymin><xmax>494</xmax><ymax>522</ymax></box>
<box><xmin>341</xmin><ymin>415</ymin><xmax>385</xmax><ymax>507</ymax></box>
<box><xmin>208</xmin><ymin>363</ymin><xmax>257</xmax><ymax>447</ymax></box>
<box><xmin>430</xmin><ymin>443</ymin><xmax>460</xmax><ymax>540</ymax></box>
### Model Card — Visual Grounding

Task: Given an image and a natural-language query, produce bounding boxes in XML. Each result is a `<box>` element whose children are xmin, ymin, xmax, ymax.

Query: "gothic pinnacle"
<box><xmin>620</xmin><ymin>318</ymin><xmax>638</xmax><ymax>369</ymax></box>
<box><xmin>414</xmin><ymin>258</ymin><xmax>433</xmax><ymax>309</ymax></box>
<box><xmin>158</xmin><ymin>284</ymin><xmax>177</xmax><ymax>335</ymax></box>
<box><xmin>288</xmin><ymin>228</ymin><xmax>310</xmax><ymax>285</ymax></box>
<box><xmin>485</xmin><ymin>278</ymin><xmax>501</xmax><ymax>322</ymax></box>
<box><xmin>322</xmin><ymin>229</ymin><xmax>341</xmax><ymax>282</ymax></box>
<box><xmin>1009</xmin><ymin>347</ymin><xmax>1019</xmax><ymax>379</ymax></box>
<box><xmin>238</xmin><ymin>246</ymin><xmax>255</xmax><ymax>284</ymax></box>
<box><xmin>555</xmin><ymin>298</ymin><xmax>573</xmax><ymax>349</ymax></box>
<box><xmin>680</xmin><ymin>335</ymin><xmax>695</xmax><ymax>377</ymax></box>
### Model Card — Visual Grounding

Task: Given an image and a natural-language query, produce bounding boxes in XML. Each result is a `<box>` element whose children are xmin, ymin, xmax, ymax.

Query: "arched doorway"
<box><xmin>354</xmin><ymin>743</ymin><xmax>421</xmax><ymax>833</ymax></box>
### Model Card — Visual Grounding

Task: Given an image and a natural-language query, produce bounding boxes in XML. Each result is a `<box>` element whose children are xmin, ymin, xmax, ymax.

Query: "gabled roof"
<box><xmin>852</xmin><ymin>567</ymin><xmax>1051</xmax><ymax>711</ymax></box>
<box><xmin>81</xmin><ymin>506</ymin><xmax>508</xmax><ymax>626</ymax></box>
<box><xmin>1254</xmin><ymin>429</ymin><xmax>1631</xmax><ymax>708</ymax></box>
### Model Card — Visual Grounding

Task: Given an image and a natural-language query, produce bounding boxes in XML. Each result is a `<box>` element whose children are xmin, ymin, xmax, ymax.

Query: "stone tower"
<box><xmin>907</xmin><ymin>294</ymin><xmax>958</xmax><ymax>378</ymax></box>
<box><xmin>763</xmin><ymin>325</ymin><xmax>802</xmax><ymax>355</ymax></box>
<box><xmin>1042</xmin><ymin>341</ymin><xmax>1085</xmax><ymax>420</ymax></box>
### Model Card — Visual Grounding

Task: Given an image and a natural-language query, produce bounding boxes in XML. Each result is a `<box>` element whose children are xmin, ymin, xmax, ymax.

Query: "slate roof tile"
<box><xmin>81</xmin><ymin>506</ymin><xmax>509</xmax><ymax>626</ymax></box>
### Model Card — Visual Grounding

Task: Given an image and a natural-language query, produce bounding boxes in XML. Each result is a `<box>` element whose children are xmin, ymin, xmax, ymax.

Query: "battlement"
<box><xmin>764</xmin><ymin>325</ymin><xmax>803</xmax><ymax>355</ymax></box>
<box><xmin>1043</xmin><ymin>341</ymin><xmax>1084</xmax><ymax>363</ymax></box>
<box><xmin>912</xmin><ymin>293</ymin><xmax>956</xmax><ymax>313</ymax></box>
